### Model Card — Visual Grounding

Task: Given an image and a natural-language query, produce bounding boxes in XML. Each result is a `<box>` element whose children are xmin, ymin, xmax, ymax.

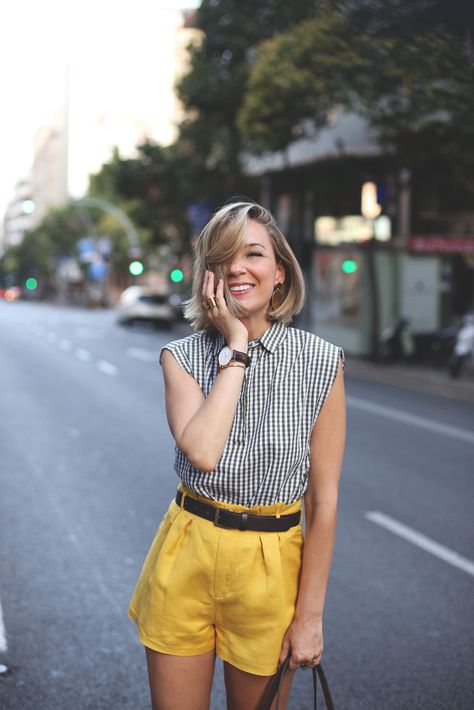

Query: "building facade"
<box><xmin>245</xmin><ymin>111</ymin><xmax>474</xmax><ymax>357</ymax></box>
<box><xmin>1</xmin><ymin>177</ymin><xmax>36</xmax><ymax>255</ymax></box>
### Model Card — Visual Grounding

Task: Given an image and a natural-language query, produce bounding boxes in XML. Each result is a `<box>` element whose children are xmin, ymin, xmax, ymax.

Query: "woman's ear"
<box><xmin>275</xmin><ymin>261</ymin><xmax>286</xmax><ymax>285</ymax></box>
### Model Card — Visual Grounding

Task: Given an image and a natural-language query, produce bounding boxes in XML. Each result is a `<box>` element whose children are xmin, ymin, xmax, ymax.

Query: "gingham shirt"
<box><xmin>160</xmin><ymin>321</ymin><xmax>345</xmax><ymax>506</ymax></box>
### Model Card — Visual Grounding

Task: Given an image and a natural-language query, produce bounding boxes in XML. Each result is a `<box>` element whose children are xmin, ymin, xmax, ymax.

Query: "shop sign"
<box><xmin>409</xmin><ymin>236</ymin><xmax>474</xmax><ymax>254</ymax></box>
<box><xmin>315</xmin><ymin>215</ymin><xmax>391</xmax><ymax>245</ymax></box>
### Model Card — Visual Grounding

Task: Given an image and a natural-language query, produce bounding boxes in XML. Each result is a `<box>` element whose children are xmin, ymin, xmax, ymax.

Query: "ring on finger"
<box><xmin>301</xmin><ymin>656</ymin><xmax>319</xmax><ymax>668</ymax></box>
<box><xmin>206</xmin><ymin>296</ymin><xmax>217</xmax><ymax>309</ymax></box>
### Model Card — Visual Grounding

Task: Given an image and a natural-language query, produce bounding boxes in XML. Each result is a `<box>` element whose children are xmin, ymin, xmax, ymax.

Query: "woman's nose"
<box><xmin>227</xmin><ymin>256</ymin><xmax>246</xmax><ymax>275</ymax></box>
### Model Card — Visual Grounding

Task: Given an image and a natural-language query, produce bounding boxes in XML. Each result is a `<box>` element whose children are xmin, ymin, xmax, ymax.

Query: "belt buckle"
<box><xmin>213</xmin><ymin>507</ymin><xmax>223</xmax><ymax>528</ymax></box>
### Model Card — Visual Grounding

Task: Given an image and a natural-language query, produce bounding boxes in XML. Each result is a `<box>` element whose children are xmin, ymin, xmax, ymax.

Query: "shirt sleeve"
<box><xmin>313</xmin><ymin>344</ymin><xmax>345</xmax><ymax>423</ymax></box>
<box><xmin>159</xmin><ymin>339</ymin><xmax>193</xmax><ymax>378</ymax></box>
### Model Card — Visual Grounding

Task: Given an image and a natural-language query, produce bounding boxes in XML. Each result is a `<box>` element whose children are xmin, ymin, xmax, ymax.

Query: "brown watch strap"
<box><xmin>229</xmin><ymin>351</ymin><xmax>250</xmax><ymax>367</ymax></box>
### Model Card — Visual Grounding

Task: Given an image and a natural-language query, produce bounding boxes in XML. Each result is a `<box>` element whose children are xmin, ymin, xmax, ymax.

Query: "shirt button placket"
<box><xmin>243</xmin><ymin>343</ymin><xmax>259</xmax><ymax>439</ymax></box>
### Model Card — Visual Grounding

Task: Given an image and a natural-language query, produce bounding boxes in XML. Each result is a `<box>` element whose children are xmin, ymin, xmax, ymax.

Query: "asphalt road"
<box><xmin>0</xmin><ymin>301</ymin><xmax>473</xmax><ymax>710</ymax></box>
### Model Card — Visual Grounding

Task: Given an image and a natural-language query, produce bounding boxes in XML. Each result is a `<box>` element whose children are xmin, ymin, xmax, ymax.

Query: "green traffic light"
<box><xmin>22</xmin><ymin>199</ymin><xmax>35</xmax><ymax>215</ymax></box>
<box><xmin>341</xmin><ymin>260</ymin><xmax>358</xmax><ymax>274</ymax></box>
<box><xmin>129</xmin><ymin>260</ymin><xmax>144</xmax><ymax>276</ymax></box>
<box><xmin>170</xmin><ymin>268</ymin><xmax>184</xmax><ymax>283</ymax></box>
<box><xmin>25</xmin><ymin>277</ymin><xmax>38</xmax><ymax>290</ymax></box>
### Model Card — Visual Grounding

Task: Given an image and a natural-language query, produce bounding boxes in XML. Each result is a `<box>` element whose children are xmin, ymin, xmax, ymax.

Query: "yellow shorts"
<box><xmin>128</xmin><ymin>486</ymin><xmax>303</xmax><ymax>676</ymax></box>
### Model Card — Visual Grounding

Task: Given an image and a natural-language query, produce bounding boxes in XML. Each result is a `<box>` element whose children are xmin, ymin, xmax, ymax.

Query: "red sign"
<box><xmin>408</xmin><ymin>236</ymin><xmax>474</xmax><ymax>254</ymax></box>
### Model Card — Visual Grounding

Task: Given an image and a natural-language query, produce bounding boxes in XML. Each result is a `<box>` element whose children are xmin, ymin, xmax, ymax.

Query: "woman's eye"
<box><xmin>248</xmin><ymin>252</ymin><xmax>263</xmax><ymax>257</ymax></box>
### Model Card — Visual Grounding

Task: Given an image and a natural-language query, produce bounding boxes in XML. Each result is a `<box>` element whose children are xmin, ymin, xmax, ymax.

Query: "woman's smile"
<box><xmin>228</xmin><ymin>282</ymin><xmax>255</xmax><ymax>296</ymax></box>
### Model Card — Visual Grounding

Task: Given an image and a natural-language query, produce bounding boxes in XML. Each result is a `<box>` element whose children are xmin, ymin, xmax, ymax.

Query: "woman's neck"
<box><xmin>241</xmin><ymin>316</ymin><xmax>273</xmax><ymax>343</ymax></box>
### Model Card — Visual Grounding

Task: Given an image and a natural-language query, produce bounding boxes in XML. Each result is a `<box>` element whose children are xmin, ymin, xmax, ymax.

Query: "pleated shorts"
<box><xmin>128</xmin><ymin>485</ymin><xmax>303</xmax><ymax>676</ymax></box>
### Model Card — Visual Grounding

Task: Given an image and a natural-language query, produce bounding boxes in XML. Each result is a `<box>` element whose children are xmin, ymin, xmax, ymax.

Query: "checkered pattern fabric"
<box><xmin>160</xmin><ymin>321</ymin><xmax>345</xmax><ymax>506</ymax></box>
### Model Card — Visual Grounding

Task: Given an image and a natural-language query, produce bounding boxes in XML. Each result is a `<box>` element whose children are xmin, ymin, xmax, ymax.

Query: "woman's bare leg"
<box><xmin>223</xmin><ymin>661</ymin><xmax>294</xmax><ymax>710</ymax></box>
<box><xmin>145</xmin><ymin>647</ymin><xmax>216</xmax><ymax>710</ymax></box>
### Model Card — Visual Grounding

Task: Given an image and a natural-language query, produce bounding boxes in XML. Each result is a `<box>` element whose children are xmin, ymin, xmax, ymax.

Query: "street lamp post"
<box><xmin>361</xmin><ymin>182</ymin><xmax>382</xmax><ymax>361</ymax></box>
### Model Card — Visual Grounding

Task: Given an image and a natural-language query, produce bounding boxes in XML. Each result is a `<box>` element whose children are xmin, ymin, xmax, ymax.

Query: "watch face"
<box><xmin>219</xmin><ymin>346</ymin><xmax>233</xmax><ymax>367</ymax></box>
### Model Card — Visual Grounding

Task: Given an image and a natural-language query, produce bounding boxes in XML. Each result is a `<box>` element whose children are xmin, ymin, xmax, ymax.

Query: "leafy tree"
<box><xmin>2</xmin><ymin>206</ymin><xmax>86</xmax><ymax>292</ymax></box>
<box><xmin>88</xmin><ymin>143</ymin><xmax>193</xmax><ymax>254</ymax></box>
<box><xmin>175</xmin><ymin>0</ymin><xmax>318</xmax><ymax>199</ymax></box>
<box><xmin>238</xmin><ymin>0</ymin><xmax>474</xmax><ymax>190</ymax></box>
<box><xmin>86</xmin><ymin>2</ymin><xmax>328</xmax><ymax>248</ymax></box>
<box><xmin>237</xmin><ymin>6</ymin><xmax>360</xmax><ymax>153</ymax></box>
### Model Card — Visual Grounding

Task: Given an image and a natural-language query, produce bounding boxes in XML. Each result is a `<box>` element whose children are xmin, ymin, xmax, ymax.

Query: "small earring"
<box><xmin>271</xmin><ymin>283</ymin><xmax>284</xmax><ymax>310</ymax></box>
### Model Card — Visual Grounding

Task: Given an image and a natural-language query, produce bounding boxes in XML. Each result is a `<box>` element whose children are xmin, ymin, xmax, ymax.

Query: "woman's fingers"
<box><xmin>288</xmin><ymin>653</ymin><xmax>301</xmax><ymax>672</ymax></box>
<box><xmin>202</xmin><ymin>272</ymin><xmax>248</xmax><ymax>343</ymax></box>
<box><xmin>205</xmin><ymin>270</ymin><xmax>215</xmax><ymax>300</ymax></box>
<box><xmin>201</xmin><ymin>270</ymin><xmax>209</xmax><ymax>303</ymax></box>
<box><xmin>215</xmin><ymin>278</ymin><xmax>226</xmax><ymax>309</ymax></box>
<box><xmin>202</xmin><ymin>270</ymin><xmax>215</xmax><ymax>309</ymax></box>
<box><xmin>306</xmin><ymin>652</ymin><xmax>322</xmax><ymax>668</ymax></box>
<box><xmin>286</xmin><ymin>649</ymin><xmax>322</xmax><ymax>671</ymax></box>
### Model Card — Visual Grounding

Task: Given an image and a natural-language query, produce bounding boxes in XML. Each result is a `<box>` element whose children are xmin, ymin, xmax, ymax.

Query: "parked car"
<box><xmin>116</xmin><ymin>286</ymin><xmax>174</xmax><ymax>327</ymax></box>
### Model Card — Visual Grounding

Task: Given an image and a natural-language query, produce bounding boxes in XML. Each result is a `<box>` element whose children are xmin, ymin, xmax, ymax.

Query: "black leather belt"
<box><xmin>175</xmin><ymin>489</ymin><xmax>301</xmax><ymax>532</ymax></box>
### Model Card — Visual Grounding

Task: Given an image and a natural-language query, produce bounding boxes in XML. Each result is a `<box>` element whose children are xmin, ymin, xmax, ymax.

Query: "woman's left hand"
<box><xmin>278</xmin><ymin>616</ymin><xmax>324</xmax><ymax>671</ymax></box>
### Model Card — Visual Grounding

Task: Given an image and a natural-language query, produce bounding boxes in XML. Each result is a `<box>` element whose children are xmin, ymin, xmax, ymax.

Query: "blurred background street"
<box><xmin>1</xmin><ymin>0</ymin><xmax>473</xmax><ymax>708</ymax></box>
<box><xmin>0</xmin><ymin>301</ymin><xmax>473</xmax><ymax>709</ymax></box>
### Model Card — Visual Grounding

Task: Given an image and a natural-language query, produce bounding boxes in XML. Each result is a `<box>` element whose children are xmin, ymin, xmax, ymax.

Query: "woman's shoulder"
<box><xmin>164</xmin><ymin>329</ymin><xmax>209</xmax><ymax>351</ymax></box>
<box><xmin>159</xmin><ymin>329</ymin><xmax>216</xmax><ymax>374</ymax></box>
<box><xmin>285</xmin><ymin>325</ymin><xmax>340</xmax><ymax>351</ymax></box>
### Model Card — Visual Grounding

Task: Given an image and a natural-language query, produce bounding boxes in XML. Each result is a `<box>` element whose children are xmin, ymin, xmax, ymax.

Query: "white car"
<box><xmin>116</xmin><ymin>286</ymin><xmax>174</xmax><ymax>327</ymax></box>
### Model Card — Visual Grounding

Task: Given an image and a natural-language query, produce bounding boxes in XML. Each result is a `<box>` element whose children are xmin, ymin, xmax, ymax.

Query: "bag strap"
<box><xmin>262</xmin><ymin>654</ymin><xmax>335</xmax><ymax>710</ymax></box>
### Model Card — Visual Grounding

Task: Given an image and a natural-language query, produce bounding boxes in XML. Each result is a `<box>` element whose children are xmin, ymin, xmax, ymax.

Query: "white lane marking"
<box><xmin>75</xmin><ymin>347</ymin><xmax>92</xmax><ymax>361</ymax></box>
<box><xmin>126</xmin><ymin>347</ymin><xmax>158</xmax><ymax>363</ymax></box>
<box><xmin>59</xmin><ymin>338</ymin><xmax>72</xmax><ymax>351</ymax></box>
<box><xmin>347</xmin><ymin>395</ymin><xmax>474</xmax><ymax>445</ymax></box>
<box><xmin>0</xmin><ymin>596</ymin><xmax>7</xmax><ymax>652</ymax></box>
<box><xmin>366</xmin><ymin>511</ymin><xmax>474</xmax><ymax>577</ymax></box>
<box><xmin>74</xmin><ymin>327</ymin><xmax>104</xmax><ymax>339</ymax></box>
<box><xmin>96</xmin><ymin>360</ymin><xmax>118</xmax><ymax>376</ymax></box>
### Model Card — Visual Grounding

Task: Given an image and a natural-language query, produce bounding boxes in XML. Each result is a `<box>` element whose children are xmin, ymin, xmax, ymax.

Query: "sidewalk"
<box><xmin>346</xmin><ymin>357</ymin><xmax>474</xmax><ymax>402</ymax></box>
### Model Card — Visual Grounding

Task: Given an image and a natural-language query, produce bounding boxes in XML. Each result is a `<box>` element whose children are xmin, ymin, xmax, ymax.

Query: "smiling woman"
<box><xmin>184</xmin><ymin>201</ymin><xmax>305</xmax><ymax>332</ymax></box>
<box><xmin>128</xmin><ymin>200</ymin><xmax>346</xmax><ymax>710</ymax></box>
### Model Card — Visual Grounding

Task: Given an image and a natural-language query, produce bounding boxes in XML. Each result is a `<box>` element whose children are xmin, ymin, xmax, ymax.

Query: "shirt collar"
<box><xmin>252</xmin><ymin>320</ymin><xmax>287</xmax><ymax>353</ymax></box>
<box><xmin>211</xmin><ymin>320</ymin><xmax>287</xmax><ymax>355</ymax></box>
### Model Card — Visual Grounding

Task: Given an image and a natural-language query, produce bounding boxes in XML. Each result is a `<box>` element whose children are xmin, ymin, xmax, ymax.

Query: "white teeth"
<box><xmin>230</xmin><ymin>284</ymin><xmax>254</xmax><ymax>292</ymax></box>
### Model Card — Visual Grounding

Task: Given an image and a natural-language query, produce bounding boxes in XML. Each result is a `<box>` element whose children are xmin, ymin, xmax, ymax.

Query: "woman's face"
<box><xmin>224</xmin><ymin>220</ymin><xmax>285</xmax><ymax>318</ymax></box>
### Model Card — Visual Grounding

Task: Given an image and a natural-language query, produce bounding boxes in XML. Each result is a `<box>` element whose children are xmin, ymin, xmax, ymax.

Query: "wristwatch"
<box><xmin>218</xmin><ymin>345</ymin><xmax>250</xmax><ymax>372</ymax></box>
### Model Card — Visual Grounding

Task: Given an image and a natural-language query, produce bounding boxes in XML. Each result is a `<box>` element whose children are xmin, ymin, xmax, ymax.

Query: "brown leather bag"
<box><xmin>260</xmin><ymin>654</ymin><xmax>335</xmax><ymax>710</ymax></box>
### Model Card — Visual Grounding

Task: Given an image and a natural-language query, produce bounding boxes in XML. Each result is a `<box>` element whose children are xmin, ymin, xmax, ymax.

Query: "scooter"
<box><xmin>448</xmin><ymin>313</ymin><xmax>474</xmax><ymax>379</ymax></box>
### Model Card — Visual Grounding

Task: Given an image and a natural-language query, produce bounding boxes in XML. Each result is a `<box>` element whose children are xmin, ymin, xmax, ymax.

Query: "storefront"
<box><xmin>268</xmin><ymin>170</ymin><xmax>399</xmax><ymax>357</ymax></box>
<box><xmin>310</xmin><ymin>215</ymin><xmax>396</xmax><ymax>354</ymax></box>
<box><xmin>406</xmin><ymin>236</ymin><xmax>474</xmax><ymax>328</ymax></box>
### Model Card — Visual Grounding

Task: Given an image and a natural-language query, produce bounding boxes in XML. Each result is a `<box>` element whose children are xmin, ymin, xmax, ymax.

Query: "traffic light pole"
<box><xmin>366</xmin><ymin>219</ymin><xmax>380</xmax><ymax>362</ymax></box>
<box><xmin>72</xmin><ymin>197</ymin><xmax>142</xmax><ymax>259</ymax></box>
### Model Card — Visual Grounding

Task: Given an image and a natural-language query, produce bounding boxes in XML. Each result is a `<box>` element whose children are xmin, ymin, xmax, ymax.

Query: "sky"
<box><xmin>0</xmin><ymin>0</ymin><xmax>200</xmax><ymax>217</ymax></box>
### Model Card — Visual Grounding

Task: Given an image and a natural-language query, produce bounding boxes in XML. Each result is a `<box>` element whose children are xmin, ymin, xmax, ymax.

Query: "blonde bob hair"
<box><xmin>183</xmin><ymin>201</ymin><xmax>305</xmax><ymax>331</ymax></box>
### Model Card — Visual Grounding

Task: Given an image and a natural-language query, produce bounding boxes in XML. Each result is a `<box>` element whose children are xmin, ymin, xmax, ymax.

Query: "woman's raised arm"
<box><xmin>161</xmin><ymin>348</ymin><xmax>247</xmax><ymax>472</ymax></box>
<box><xmin>161</xmin><ymin>271</ymin><xmax>249</xmax><ymax>472</ymax></box>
